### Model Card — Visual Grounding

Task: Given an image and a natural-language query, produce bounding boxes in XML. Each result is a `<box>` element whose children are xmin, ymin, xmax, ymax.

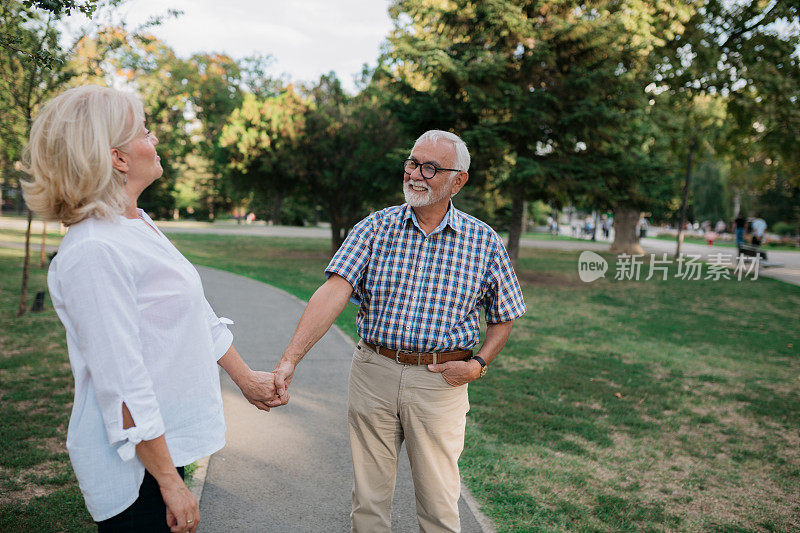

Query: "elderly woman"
<box><xmin>21</xmin><ymin>85</ymin><xmax>283</xmax><ymax>532</ymax></box>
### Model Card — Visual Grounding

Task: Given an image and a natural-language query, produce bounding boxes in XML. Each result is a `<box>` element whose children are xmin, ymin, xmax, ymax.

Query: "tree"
<box><xmin>0</xmin><ymin>0</ymin><xmax>78</xmax><ymax>315</ymax></box>
<box><xmin>656</xmin><ymin>0</ymin><xmax>800</xmax><ymax>252</ymax></box>
<box><xmin>302</xmin><ymin>74</ymin><xmax>404</xmax><ymax>254</ymax></box>
<box><xmin>381</xmin><ymin>0</ymin><xmax>695</xmax><ymax>258</ymax></box>
<box><xmin>220</xmin><ymin>85</ymin><xmax>309</xmax><ymax>225</ymax></box>
<box><xmin>72</xmin><ymin>24</ymin><xmax>249</xmax><ymax>219</ymax></box>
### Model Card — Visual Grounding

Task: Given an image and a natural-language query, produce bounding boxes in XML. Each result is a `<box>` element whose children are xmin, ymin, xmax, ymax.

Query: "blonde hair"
<box><xmin>20</xmin><ymin>85</ymin><xmax>144</xmax><ymax>225</ymax></box>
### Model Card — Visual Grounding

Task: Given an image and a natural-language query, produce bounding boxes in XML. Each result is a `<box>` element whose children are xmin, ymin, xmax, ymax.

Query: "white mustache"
<box><xmin>405</xmin><ymin>182</ymin><xmax>430</xmax><ymax>192</ymax></box>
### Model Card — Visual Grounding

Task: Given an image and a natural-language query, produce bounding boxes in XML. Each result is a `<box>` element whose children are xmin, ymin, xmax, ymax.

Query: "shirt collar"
<box><xmin>403</xmin><ymin>201</ymin><xmax>462</xmax><ymax>235</ymax></box>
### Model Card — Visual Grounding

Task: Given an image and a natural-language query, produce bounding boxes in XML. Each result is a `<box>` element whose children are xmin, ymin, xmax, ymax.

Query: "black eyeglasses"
<box><xmin>402</xmin><ymin>158</ymin><xmax>462</xmax><ymax>179</ymax></box>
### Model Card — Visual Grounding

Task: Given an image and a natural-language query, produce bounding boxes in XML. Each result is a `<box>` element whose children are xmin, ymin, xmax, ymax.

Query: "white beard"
<box><xmin>403</xmin><ymin>181</ymin><xmax>433</xmax><ymax>207</ymax></box>
<box><xmin>403</xmin><ymin>179</ymin><xmax>452</xmax><ymax>207</ymax></box>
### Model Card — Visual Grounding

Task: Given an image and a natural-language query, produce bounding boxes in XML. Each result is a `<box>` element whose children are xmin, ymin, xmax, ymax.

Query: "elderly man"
<box><xmin>271</xmin><ymin>130</ymin><xmax>526</xmax><ymax>532</ymax></box>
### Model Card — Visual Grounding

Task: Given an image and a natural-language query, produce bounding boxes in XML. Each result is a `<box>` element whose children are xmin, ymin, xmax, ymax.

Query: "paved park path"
<box><xmin>195</xmin><ymin>266</ymin><xmax>488</xmax><ymax>533</ymax></box>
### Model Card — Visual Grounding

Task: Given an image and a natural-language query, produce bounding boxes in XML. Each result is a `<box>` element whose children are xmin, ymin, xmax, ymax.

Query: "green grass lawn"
<box><xmin>2</xmin><ymin>231</ymin><xmax>799</xmax><ymax>532</ymax></box>
<box><xmin>0</xmin><ymin>227</ymin><xmax>65</xmax><ymax>245</ymax></box>
<box><xmin>0</xmin><ymin>248</ymin><xmax>94</xmax><ymax>532</ymax></box>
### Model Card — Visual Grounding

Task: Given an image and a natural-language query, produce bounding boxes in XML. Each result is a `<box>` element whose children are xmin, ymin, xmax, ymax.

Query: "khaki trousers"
<box><xmin>348</xmin><ymin>340</ymin><xmax>470</xmax><ymax>533</ymax></box>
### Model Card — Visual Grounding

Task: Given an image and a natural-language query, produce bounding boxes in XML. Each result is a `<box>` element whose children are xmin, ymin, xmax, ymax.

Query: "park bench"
<box><xmin>737</xmin><ymin>243</ymin><xmax>784</xmax><ymax>268</ymax></box>
<box><xmin>737</xmin><ymin>242</ymin><xmax>767</xmax><ymax>261</ymax></box>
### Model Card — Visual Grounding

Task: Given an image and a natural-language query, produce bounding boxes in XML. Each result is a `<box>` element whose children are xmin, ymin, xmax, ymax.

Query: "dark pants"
<box><xmin>96</xmin><ymin>467</ymin><xmax>185</xmax><ymax>532</ymax></box>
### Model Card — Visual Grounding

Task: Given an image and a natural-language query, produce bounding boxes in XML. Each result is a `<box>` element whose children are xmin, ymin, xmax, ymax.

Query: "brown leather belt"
<box><xmin>363</xmin><ymin>341</ymin><xmax>472</xmax><ymax>365</ymax></box>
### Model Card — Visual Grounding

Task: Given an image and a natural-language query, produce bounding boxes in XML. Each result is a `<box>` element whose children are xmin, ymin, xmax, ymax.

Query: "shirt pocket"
<box><xmin>365</xmin><ymin>246</ymin><xmax>403</xmax><ymax>299</ymax></box>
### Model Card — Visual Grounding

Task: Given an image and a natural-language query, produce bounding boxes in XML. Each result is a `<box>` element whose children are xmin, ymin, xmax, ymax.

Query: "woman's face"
<box><xmin>123</xmin><ymin>125</ymin><xmax>162</xmax><ymax>188</ymax></box>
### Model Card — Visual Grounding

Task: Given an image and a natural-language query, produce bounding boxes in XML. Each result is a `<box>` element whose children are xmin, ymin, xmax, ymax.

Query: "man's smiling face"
<box><xmin>403</xmin><ymin>140</ymin><xmax>459</xmax><ymax>208</ymax></box>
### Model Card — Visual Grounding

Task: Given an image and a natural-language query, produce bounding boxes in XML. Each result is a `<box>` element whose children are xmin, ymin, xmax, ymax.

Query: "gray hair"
<box><xmin>412</xmin><ymin>130</ymin><xmax>470</xmax><ymax>173</ymax></box>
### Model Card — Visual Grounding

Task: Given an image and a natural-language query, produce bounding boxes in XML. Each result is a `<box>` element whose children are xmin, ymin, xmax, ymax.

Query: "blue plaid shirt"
<box><xmin>326</xmin><ymin>203</ymin><xmax>526</xmax><ymax>352</ymax></box>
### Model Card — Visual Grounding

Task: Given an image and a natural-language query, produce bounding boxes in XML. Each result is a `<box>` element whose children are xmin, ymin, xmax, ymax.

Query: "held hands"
<box><xmin>270</xmin><ymin>359</ymin><xmax>295</xmax><ymax>408</ymax></box>
<box><xmin>427</xmin><ymin>359</ymin><xmax>483</xmax><ymax>387</ymax></box>
<box><xmin>236</xmin><ymin>370</ymin><xmax>284</xmax><ymax>411</ymax></box>
<box><xmin>159</xmin><ymin>476</ymin><xmax>199</xmax><ymax>533</ymax></box>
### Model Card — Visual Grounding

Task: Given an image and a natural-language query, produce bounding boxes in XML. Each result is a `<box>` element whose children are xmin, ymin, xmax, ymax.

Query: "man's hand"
<box><xmin>159</xmin><ymin>476</ymin><xmax>199</xmax><ymax>533</ymax></box>
<box><xmin>267</xmin><ymin>274</ymin><xmax>353</xmax><ymax>408</ymax></box>
<box><xmin>235</xmin><ymin>370</ymin><xmax>279</xmax><ymax>411</ymax></box>
<box><xmin>427</xmin><ymin>359</ymin><xmax>483</xmax><ymax>387</ymax></box>
<box><xmin>218</xmin><ymin>345</ymin><xmax>286</xmax><ymax>411</ymax></box>
<box><xmin>270</xmin><ymin>359</ymin><xmax>296</xmax><ymax>407</ymax></box>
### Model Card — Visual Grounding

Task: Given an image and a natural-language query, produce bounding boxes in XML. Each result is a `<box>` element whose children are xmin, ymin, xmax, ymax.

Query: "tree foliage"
<box><xmin>380</xmin><ymin>0</ymin><xmax>798</xmax><ymax>253</ymax></box>
<box><xmin>220</xmin><ymin>85</ymin><xmax>309</xmax><ymax>224</ymax></box>
<box><xmin>301</xmin><ymin>74</ymin><xmax>405</xmax><ymax>253</ymax></box>
<box><xmin>0</xmin><ymin>0</ymin><xmax>74</xmax><ymax>176</ymax></box>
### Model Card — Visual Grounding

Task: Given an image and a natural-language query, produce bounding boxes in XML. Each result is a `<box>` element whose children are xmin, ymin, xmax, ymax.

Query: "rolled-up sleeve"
<box><xmin>58</xmin><ymin>242</ymin><xmax>165</xmax><ymax>461</ymax></box>
<box><xmin>481</xmin><ymin>241</ymin><xmax>527</xmax><ymax>323</ymax></box>
<box><xmin>202</xmin><ymin>298</ymin><xmax>234</xmax><ymax>360</ymax></box>
<box><xmin>325</xmin><ymin>215</ymin><xmax>375</xmax><ymax>303</ymax></box>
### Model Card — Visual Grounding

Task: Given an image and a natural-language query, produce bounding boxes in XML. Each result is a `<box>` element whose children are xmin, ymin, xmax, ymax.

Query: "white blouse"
<box><xmin>48</xmin><ymin>210</ymin><xmax>232</xmax><ymax>521</ymax></box>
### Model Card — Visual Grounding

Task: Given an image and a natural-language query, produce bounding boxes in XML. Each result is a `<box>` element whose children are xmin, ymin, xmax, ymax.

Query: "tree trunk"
<box><xmin>676</xmin><ymin>136</ymin><xmax>697</xmax><ymax>257</ymax></box>
<box><xmin>18</xmin><ymin>210</ymin><xmax>33</xmax><ymax>316</ymax></box>
<box><xmin>506</xmin><ymin>195</ymin><xmax>525</xmax><ymax>266</ymax></box>
<box><xmin>40</xmin><ymin>221</ymin><xmax>47</xmax><ymax>268</ymax></box>
<box><xmin>17</xmin><ymin>181</ymin><xmax>24</xmax><ymax>215</ymax></box>
<box><xmin>330</xmin><ymin>220</ymin><xmax>345</xmax><ymax>256</ymax></box>
<box><xmin>610</xmin><ymin>204</ymin><xmax>645</xmax><ymax>255</ymax></box>
<box><xmin>270</xmin><ymin>192</ymin><xmax>283</xmax><ymax>226</ymax></box>
<box><xmin>591</xmin><ymin>209</ymin><xmax>599</xmax><ymax>241</ymax></box>
<box><xmin>521</xmin><ymin>201</ymin><xmax>529</xmax><ymax>233</ymax></box>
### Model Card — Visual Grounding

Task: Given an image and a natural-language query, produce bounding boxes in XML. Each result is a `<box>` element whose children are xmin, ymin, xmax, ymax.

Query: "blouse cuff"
<box><xmin>213</xmin><ymin>325</ymin><xmax>234</xmax><ymax>361</ymax></box>
<box><xmin>111</xmin><ymin>418</ymin><xmax>166</xmax><ymax>462</ymax></box>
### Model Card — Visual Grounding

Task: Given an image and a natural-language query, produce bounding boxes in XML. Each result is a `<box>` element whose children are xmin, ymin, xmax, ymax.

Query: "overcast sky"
<box><xmin>73</xmin><ymin>0</ymin><xmax>395</xmax><ymax>92</ymax></box>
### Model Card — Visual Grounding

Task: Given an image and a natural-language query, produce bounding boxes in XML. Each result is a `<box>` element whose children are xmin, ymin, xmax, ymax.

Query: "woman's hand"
<box><xmin>134</xmin><ymin>435</ymin><xmax>199</xmax><ymax>532</ymax></box>
<box><xmin>237</xmin><ymin>369</ymin><xmax>280</xmax><ymax>411</ymax></box>
<box><xmin>159</xmin><ymin>476</ymin><xmax>199</xmax><ymax>533</ymax></box>
<box><xmin>217</xmin><ymin>345</ymin><xmax>285</xmax><ymax>410</ymax></box>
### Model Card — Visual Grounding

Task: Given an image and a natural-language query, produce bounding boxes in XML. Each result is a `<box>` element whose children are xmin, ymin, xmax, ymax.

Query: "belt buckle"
<box><xmin>395</xmin><ymin>349</ymin><xmax>414</xmax><ymax>364</ymax></box>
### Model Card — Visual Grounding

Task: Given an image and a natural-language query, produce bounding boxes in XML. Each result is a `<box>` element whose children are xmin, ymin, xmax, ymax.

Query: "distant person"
<box><xmin>715</xmin><ymin>219</ymin><xmax>727</xmax><ymax>234</ymax></box>
<box><xmin>638</xmin><ymin>218</ymin><xmax>649</xmax><ymax>239</ymax></box>
<box><xmin>602</xmin><ymin>216</ymin><xmax>612</xmax><ymax>239</ymax></box>
<box><xmin>734</xmin><ymin>213</ymin><xmax>746</xmax><ymax>247</ymax></box>
<box><xmin>21</xmin><ymin>85</ymin><xmax>281</xmax><ymax>532</ymax></box>
<box><xmin>751</xmin><ymin>215</ymin><xmax>767</xmax><ymax>246</ymax></box>
<box><xmin>584</xmin><ymin>216</ymin><xmax>594</xmax><ymax>238</ymax></box>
